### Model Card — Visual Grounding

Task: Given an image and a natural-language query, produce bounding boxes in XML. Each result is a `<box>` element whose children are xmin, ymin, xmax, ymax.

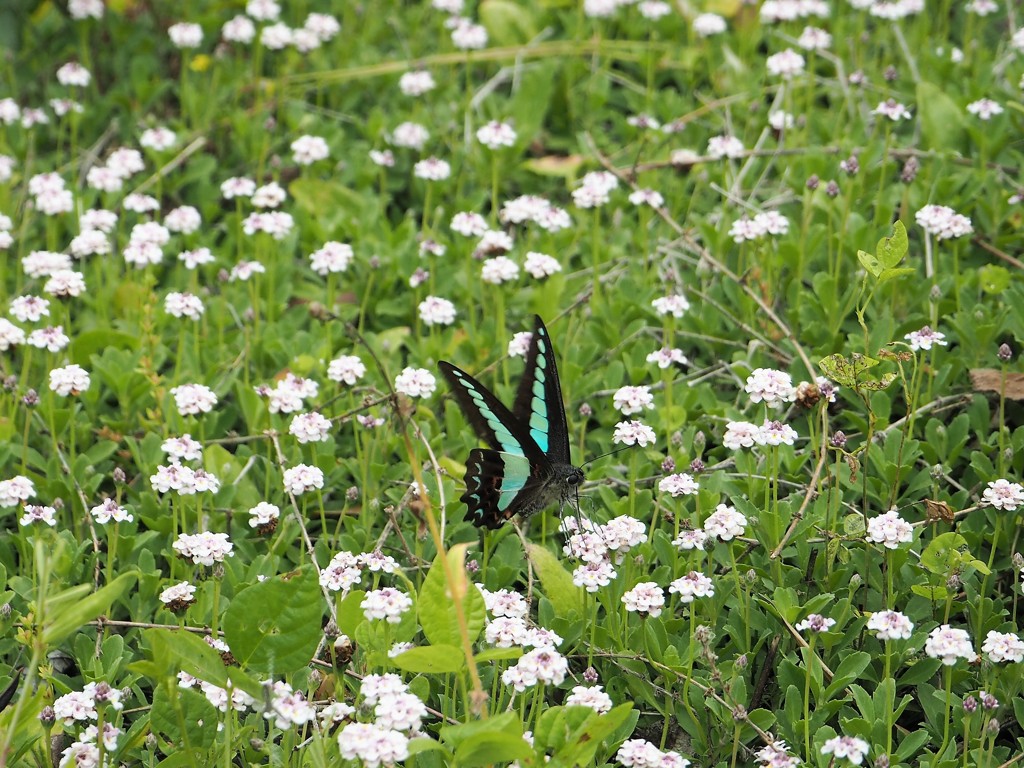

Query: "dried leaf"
<box><xmin>923</xmin><ymin>498</ymin><xmax>954</xmax><ymax>523</ymax></box>
<box><xmin>969</xmin><ymin>369</ymin><xmax>1024</xmax><ymax>400</ymax></box>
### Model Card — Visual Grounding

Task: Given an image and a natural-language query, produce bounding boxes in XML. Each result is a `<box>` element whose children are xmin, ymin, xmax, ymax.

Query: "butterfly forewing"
<box><xmin>511</xmin><ymin>316</ymin><xmax>572</xmax><ymax>465</ymax></box>
<box><xmin>438</xmin><ymin>362</ymin><xmax>545</xmax><ymax>462</ymax></box>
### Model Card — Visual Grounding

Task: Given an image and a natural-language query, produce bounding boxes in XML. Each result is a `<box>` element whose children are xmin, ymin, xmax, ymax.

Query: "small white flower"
<box><xmin>282</xmin><ymin>464</ymin><xmax>325</xmax><ymax>495</ymax></box>
<box><xmin>170</xmin><ymin>383</ymin><xmax>217</xmax><ymax>415</ymax></box>
<box><xmin>693</xmin><ymin>12</ymin><xmax>727</xmax><ymax>35</ymax></box>
<box><xmin>49</xmin><ymin>364</ymin><xmax>90</xmax><ymax>396</ymax></box>
<box><xmin>399</xmin><ymin>70</ymin><xmax>436</xmax><ymax>96</ymax></box>
<box><xmin>394</xmin><ymin>367</ymin><xmax>436</xmax><ymax>398</ymax></box>
<box><xmin>668</xmin><ymin>571</ymin><xmax>714</xmax><ymax>602</ymax></box>
<box><xmin>982</xmin><ymin>630</ymin><xmax>1024</xmax><ymax>663</ymax></box>
<box><xmin>613</xmin><ymin>385</ymin><xmax>655</xmax><ymax>415</ymax></box>
<box><xmin>981</xmin><ymin>478</ymin><xmax>1024</xmax><ymax>511</ymax></box>
<box><xmin>904</xmin><ymin>325</ymin><xmax>947</xmax><ymax>351</ymax></box>
<box><xmin>418</xmin><ymin>296</ymin><xmax>457</xmax><ymax>326</ymax></box>
<box><xmin>646</xmin><ymin>347</ymin><xmax>688</xmax><ymax>369</ymax></box>
<box><xmin>327</xmin><ymin>355</ymin><xmax>366</xmax><ymax>386</ymax></box>
<box><xmin>476</xmin><ymin>120</ymin><xmax>517</xmax><ymax>149</ymax></box>
<box><xmin>289</xmin><ymin>412</ymin><xmax>332</xmax><ymax>444</ymax></box>
<box><xmin>865</xmin><ymin>508</ymin><xmax>913</xmax><ymax>549</ymax></box>
<box><xmin>925</xmin><ymin>624</ymin><xmax>975</xmax><ymax>665</ymax></box>
<box><xmin>867</xmin><ymin>610</ymin><xmax>914</xmax><ymax>641</ymax></box>
<box><xmin>613</xmin><ymin>420</ymin><xmax>657</xmax><ymax>447</ymax></box>
<box><xmin>651</xmin><ymin>293</ymin><xmax>689</xmax><ymax>317</ymax></box>
<box><xmin>621</xmin><ymin>582</ymin><xmax>665</xmax><ymax>617</ymax></box>
<box><xmin>820</xmin><ymin>735</ymin><xmax>870</xmax><ymax>766</ymax></box>
<box><xmin>291</xmin><ymin>135</ymin><xmax>330</xmax><ymax>165</ymax></box>
<box><xmin>703</xmin><ymin>503</ymin><xmax>747</xmax><ymax>540</ymax></box>
<box><xmin>168</xmin><ymin>22</ymin><xmax>203</xmax><ymax>48</ymax></box>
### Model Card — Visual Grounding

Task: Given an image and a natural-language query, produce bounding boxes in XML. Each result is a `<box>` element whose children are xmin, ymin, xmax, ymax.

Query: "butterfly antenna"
<box><xmin>580</xmin><ymin>445</ymin><xmax>630</xmax><ymax>469</ymax></box>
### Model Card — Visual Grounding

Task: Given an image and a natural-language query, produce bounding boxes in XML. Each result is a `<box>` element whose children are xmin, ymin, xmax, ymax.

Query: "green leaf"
<box><xmin>920</xmin><ymin>532</ymin><xmax>989</xmax><ymax>576</ymax></box>
<box><xmin>43</xmin><ymin>572</ymin><xmax>137</xmax><ymax>646</ymax></box>
<box><xmin>876</xmin><ymin>267</ymin><xmax>915</xmax><ymax>285</ymax></box>
<box><xmin>916</xmin><ymin>81</ymin><xmax>967</xmax><ymax>152</ymax></box>
<box><xmin>149</xmin><ymin>682</ymin><xmax>218</xmax><ymax>751</ymax></box>
<box><xmin>824</xmin><ymin>652</ymin><xmax>871</xmax><ymax>698</ymax></box>
<box><xmin>389</xmin><ymin>644</ymin><xmax>466</xmax><ymax>674</ymax></box>
<box><xmin>142</xmin><ymin>629</ymin><xmax>229</xmax><ymax>687</ymax></box>
<box><xmin>418</xmin><ymin>544</ymin><xmax>486</xmax><ymax>647</ymax></box>
<box><xmin>876</xmin><ymin>220</ymin><xmax>908</xmax><ymax>269</ymax></box>
<box><xmin>911</xmin><ymin>582</ymin><xmax>950</xmax><ymax>601</ymax></box>
<box><xmin>223</xmin><ymin>566</ymin><xmax>323</xmax><ymax>675</ymax></box>
<box><xmin>819</xmin><ymin>353</ymin><xmax>882</xmax><ymax>389</ymax></box>
<box><xmin>289</xmin><ymin>178</ymin><xmax>366</xmax><ymax>233</ymax></box>
<box><xmin>978</xmin><ymin>264</ymin><xmax>1011</xmax><ymax>295</ymax></box>
<box><xmin>479</xmin><ymin>0</ymin><xmax>538</xmax><ymax>46</ymax></box>
<box><xmin>441</xmin><ymin>712</ymin><xmax>529</xmax><ymax>765</ymax></box>
<box><xmin>857</xmin><ymin>249</ymin><xmax>883</xmax><ymax>278</ymax></box>
<box><xmin>525</xmin><ymin>542</ymin><xmax>582</xmax><ymax>617</ymax></box>
<box><xmin>860</xmin><ymin>372</ymin><xmax>897</xmax><ymax>391</ymax></box>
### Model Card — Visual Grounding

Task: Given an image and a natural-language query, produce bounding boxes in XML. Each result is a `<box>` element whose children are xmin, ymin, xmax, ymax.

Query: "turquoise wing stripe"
<box><xmin>528</xmin><ymin>342</ymin><xmax>550</xmax><ymax>451</ymax></box>
<box><xmin>496</xmin><ymin>453</ymin><xmax>532</xmax><ymax>512</ymax></box>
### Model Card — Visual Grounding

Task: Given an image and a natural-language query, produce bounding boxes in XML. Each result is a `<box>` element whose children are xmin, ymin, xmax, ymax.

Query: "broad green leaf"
<box><xmin>819</xmin><ymin>353</ymin><xmax>882</xmax><ymax>389</ymax></box>
<box><xmin>149</xmin><ymin>682</ymin><xmax>218</xmax><ymax>751</ymax></box>
<box><xmin>390</xmin><ymin>644</ymin><xmax>466</xmax><ymax>674</ymax></box>
<box><xmin>857</xmin><ymin>249</ymin><xmax>883</xmax><ymax>278</ymax></box>
<box><xmin>143</xmin><ymin>628</ymin><xmax>229</xmax><ymax>687</ymax></box>
<box><xmin>916</xmin><ymin>81</ymin><xmax>966</xmax><ymax>151</ymax></box>
<box><xmin>441</xmin><ymin>712</ymin><xmax>524</xmax><ymax>758</ymax></box>
<box><xmin>525</xmin><ymin>542</ymin><xmax>582</xmax><ymax>617</ymax></box>
<box><xmin>911</xmin><ymin>582</ymin><xmax>950</xmax><ymax>601</ymax></box>
<box><xmin>475</xmin><ymin>647</ymin><xmax>522</xmax><ymax>664</ymax></box>
<box><xmin>418</xmin><ymin>545</ymin><xmax>486</xmax><ymax>647</ymax></box>
<box><xmin>224</xmin><ymin>566</ymin><xmax>323</xmax><ymax>675</ymax></box>
<box><xmin>479</xmin><ymin>0</ymin><xmax>538</xmax><ymax>46</ymax></box>
<box><xmin>43</xmin><ymin>572</ymin><xmax>137</xmax><ymax>646</ymax></box>
<box><xmin>289</xmin><ymin>178</ymin><xmax>365</xmax><ymax>232</ymax></box>
<box><xmin>876</xmin><ymin>267</ymin><xmax>915</xmax><ymax>285</ymax></box>
<box><xmin>876</xmin><ymin>220</ymin><xmax>908</xmax><ymax>269</ymax></box>
<box><xmin>979</xmin><ymin>264</ymin><xmax>1011</xmax><ymax>295</ymax></box>
<box><xmin>920</xmin><ymin>532</ymin><xmax>989</xmax><ymax>576</ymax></box>
<box><xmin>454</xmin><ymin>732</ymin><xmax>533</xmax><ymax>766</ymax></box>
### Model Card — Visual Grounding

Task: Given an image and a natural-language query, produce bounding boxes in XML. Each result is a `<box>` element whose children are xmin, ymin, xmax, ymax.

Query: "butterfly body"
<box><xmin>439</xmin><ymin>317</ymin><xmax>583</xmax><ymax>529</ymax></box>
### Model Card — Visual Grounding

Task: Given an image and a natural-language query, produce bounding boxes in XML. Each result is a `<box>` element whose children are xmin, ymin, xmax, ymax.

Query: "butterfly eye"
<box><xmin>567</xmin><ymin>470</ymin><xmax>584</xmax><ymax>486</ymax></box>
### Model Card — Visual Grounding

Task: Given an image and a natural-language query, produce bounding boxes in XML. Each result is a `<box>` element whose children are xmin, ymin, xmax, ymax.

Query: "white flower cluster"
<box><xmin>335</xmin><ymin>673</ymin><xmax>428</xmax><ymax>765</ymax></box>
<box><xmin>617</xmin><ymin>738</ymin><xmax>691</xmax><ymax>768</ymax></box>
<box><xmin>564</xmin><ymin>515</ymin><xmax>649</xmax><ymax>592</ymax></box>
<box><xmin>728</xmin><ymin>212</ymin><xmax>790</xmax><ymax>243</ymax></box>
<box><xmin>499</xmin><ymin>195</ymin><xmax>573</xmax><ymax>232</ymax></box>
<box><xmin>865</xmin><ymin>508</ymin><xmax>914</xmax><ymax>550</ymax></box>
<box><xmin>915</xmin><ymin>204</ymin><xmax>973</xmax><ymax>240</ymax></box>
<box><xmin>320</xmin><ymin>549</ymin><xmax>399</xmax><ymax>594</ymax></box>
<box><xmin>172</xmin><ymin>531</ymin><xmax>234</xmax><ymax>566</ymax></box>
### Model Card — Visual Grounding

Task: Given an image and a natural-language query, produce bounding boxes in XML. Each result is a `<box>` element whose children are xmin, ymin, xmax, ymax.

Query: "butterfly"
<box><xmin>439</xmin><ymin>316</ymin><xmax>584</xmax><ymax>529</ymax></box>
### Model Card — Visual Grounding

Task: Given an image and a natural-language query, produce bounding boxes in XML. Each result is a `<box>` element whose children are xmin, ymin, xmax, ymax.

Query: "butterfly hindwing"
<box><xmin>511</xmin><ymin>316</ymin><xmax>572</xmax><ymax>465</ymax></box>
<box><xmin>461</xmin><ymin>449</ymin><xmax>550</xmax><ymax>529</ymax></box>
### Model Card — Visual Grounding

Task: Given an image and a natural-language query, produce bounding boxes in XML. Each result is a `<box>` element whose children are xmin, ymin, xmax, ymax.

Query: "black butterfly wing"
<box><xmin>461</xmin><ymin>448</ymin><xmax>553</xmax><ymax>529</ymax></box>
<box><xmin>511</xmin><ymin>316</ymin><xmax>572</xmax><ymax>465</ymax></box>
<box><xmin>439</xmin><ymin>361</ymin><xmax>555</xmax><ymax>528</ymax></box>
<box><xmin>438</xmin><ymin>361</ymin><xmax>545</xmax><ymax>460</ymax></box>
